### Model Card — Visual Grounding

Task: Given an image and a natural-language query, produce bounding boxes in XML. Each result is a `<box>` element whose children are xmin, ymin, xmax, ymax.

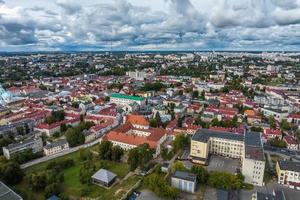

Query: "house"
<box><xmin>83</xmin><ymin>130</ymin><xmax>96</xmax><ymax>143</ymax></box>
<box><xmin>276</xmin><ymin>161</ymin><xmax>300</xmax><ymax>190</ymax></box>
<box><xmin>43</xmin><ymin>139</ymin><xmax>69</xmax><ymax>156</ymax></box>
<box><xmin>287</xmin><ymin>114</ymin><xmax>300</xmax><ymax>125</ymax></box>
<box><xmin>92</xmin><ymin>168</ymin><xmax>117</xmax><ymax>187</ymax></box>
<box><xmin>171</xmin><ymin>170</ymin><xmax>197</xmax><ymax>193</ymax></box>
<box><xmin>0</xmin><ymin>181</ymin><xmax>23</xmax><ymax>200</ymax></box>
<box><xmin>283</xmin><ymin>136</ymin><xmax>298</xmax><ymax>151</ymax></box>
<box><xmin>3</xmin><ymin>136</ymin><xmax>43</xmax><ymax>159</ymax></box>
<box><xmin>260</xmin><ymin>107</ymin><xmax>288</xmax><ymax>121</ymax></box>
<box><xmin>263</xmin><ymin>128</ymin><xmax>282</xmax><ymax>140</ymax></box>
<box><xmin>35</xmin><ymin>117</ymin><xmax>80</xmax><ymax>137</ymax></box>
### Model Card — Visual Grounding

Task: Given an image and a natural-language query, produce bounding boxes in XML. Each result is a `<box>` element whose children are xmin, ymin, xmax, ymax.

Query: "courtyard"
<box><xmin>206</xmin><ymin>155</ymin><xmax>241</xmax><ymax>174</ymax></box>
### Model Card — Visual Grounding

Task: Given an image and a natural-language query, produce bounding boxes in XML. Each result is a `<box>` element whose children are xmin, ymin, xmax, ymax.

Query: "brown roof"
<box><xmin>126</xmin><ymin>114</ymin><xmax>149</xmax><ymax>126</ymax></box>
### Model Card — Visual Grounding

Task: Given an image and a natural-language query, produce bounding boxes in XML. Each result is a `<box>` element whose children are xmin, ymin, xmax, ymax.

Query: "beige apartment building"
<box><xmin>276</xmin><ymin>160</ymin><xmax>300</xmax><ymax>190</ymax></box>
<box><xmin>190</xmin><ymin>129</ymin><xmax>265</xmax><ymax>186</ymax></box>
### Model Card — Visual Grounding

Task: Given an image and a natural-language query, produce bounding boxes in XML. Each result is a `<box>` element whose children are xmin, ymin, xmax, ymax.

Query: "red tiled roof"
<box><xmin>288</xmin><ymin>114</ymin><xmax>300</xmax><ymax>119</ymax></box>
<box><xmin>284</xmin><ymin>136</ymin><xmax>298</xmax><ymax>145</ymax></box>
<box><xmin>264</xmin><ymin>128</ymin><xmax>281</xmax><ymax>136</ymax></box>
<box><xmin>126</xmin><ymin>114</ymin><xmax>149</xmax><ymax>126</ymax></box>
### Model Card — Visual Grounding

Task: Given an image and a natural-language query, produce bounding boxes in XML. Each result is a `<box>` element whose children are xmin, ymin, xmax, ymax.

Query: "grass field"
<box><xmin>14</xmin><ymin>149</ymin><xmax>140</xmax><ymax>200</ymax></box>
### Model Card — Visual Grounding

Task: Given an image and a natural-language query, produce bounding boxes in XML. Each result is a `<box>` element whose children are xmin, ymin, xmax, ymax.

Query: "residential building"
<box><xmin>2</xmin><ymin>136</ymin><xmax>43</xmax><ymax>159</ymax></box>
<box><xmin>190</xmin><ymin>129</ymin><xmax>244</xmax><ymax>165</ymax></box>
<box><xmin>110</xmin><ymin>93</ymin><xmax>145</xmax><ymax>106</ymax></box>
<box><xmin>276</xmin><ymin>161</ymin><xmax>300</xmax><ymax>190</ymax></box>
<box><xmin>283</xmin><ymin>136</ymin><xmax>299</xmax><ymax>151</ymax></box>
<box><xmin>190</xmin><ymin>129</ymin><xmax>265</xmax><ymax>186</ymax></box>
<box><xmin>171</xmin><ymin>170</ymin><xmax>197</xmax><ymax>193</ymax></box>
<box><xmin>260</xmin><ymin>107</ymin><xmax>289</xmax><ymax>121</ymax></box>
<box><xmin>242</xmin><ymin>132</ymin><xmax>265</xmax><ymax>186</ymax></box>
<box><xmin>43</xmin><ymin>139</ymin><xmax>69</xmax><ymax>156</ymax></box>
<box><xmin>126</xmin><ymin>71</ymin><xmax>146</xmax><ymax>81</ymax></box>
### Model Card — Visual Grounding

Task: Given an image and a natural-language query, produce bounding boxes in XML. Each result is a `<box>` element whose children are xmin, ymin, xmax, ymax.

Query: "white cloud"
<box><xmin>0</xmin><ymin>0</ymin><xmax>300</xmax><ymax>51</ymax></box>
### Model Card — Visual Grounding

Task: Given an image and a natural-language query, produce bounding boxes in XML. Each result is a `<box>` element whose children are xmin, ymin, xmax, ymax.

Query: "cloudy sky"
<box><xmin>0</xmin><ymin>0</ymin><xmax>300</xmax><ymax>51</ymax></box>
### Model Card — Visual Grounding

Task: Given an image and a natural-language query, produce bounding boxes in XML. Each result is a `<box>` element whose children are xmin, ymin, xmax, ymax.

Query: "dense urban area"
<box><xmin>0</xmin><ymin>51</ymin><xmax>300</xmax><ymax>200</ymax></box>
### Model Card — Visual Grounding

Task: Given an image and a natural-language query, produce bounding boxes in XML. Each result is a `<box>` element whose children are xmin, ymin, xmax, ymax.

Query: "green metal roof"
<box><xmin>111</xmin><ymin>93</ymin><xmax>145</xmax><ymax>101</ymax></box>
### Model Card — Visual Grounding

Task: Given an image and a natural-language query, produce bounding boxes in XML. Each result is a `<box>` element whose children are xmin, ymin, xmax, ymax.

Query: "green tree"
<box><xmin>45</xmin><ymin>183</ymin><xmax>61</xmax><ymax>198</ymax></box>
<box><xmin>191</xmin><ymin>165</ymin><xmax>209</xmax><ymax>184</ymax></box>
<box><xmin>144</xmin><ymin>173</ymin><xmax>179</xmax><ymax>199</ymax></box>
<box><xmin>79</xmin><ymin>161</ymin><xmax>96</xmax><ymax>184</ymax></box>
<box><xmin>128</xmin><ymin>148</ymin><xmax>140</xmax><ymax>171</ymax></box>
<box><xmin>128</xmin><ymin>143</ymin><xmax>154</xmax><ymax>171</ymax></box>
<box><xmin>173</xmin><ymin>134</ymin><xmax>189</xmax><ymax>152</ymax></box>
<box><xmin>98</xmin><ymin>141</ymin><xmax>113</xmax><ymax>160</ymax></box>
<box><xmin>208</xmin><ymin>171</ymin><xmax>242</xmax><ymax>190</ymax></box>
<box><xmin>192</xmin><ymin>90</ymin><xmax>199</xmax><ymax>98</ymax></box>
<box><xmin>65</xmin><ymin>128</ymin><xmax>85</xmax><ymax>147</ymax></box>
<box><xmin>79</xmin><ymin>148</ymin><xmax>93</xmax><ymax>161</ymax></box>
<box><xmin>269</xmin><ymin>116</ymin><xmax>276</xmax><ymax>129</ymax></box>
<box><xmin>111</xmin><ymin>146</ymin><xmax>124</xmax><ymax>161</ymax></box>
<box><xmin>29</xmin><ymin>172</ymin><xmax>47</xmax><ymax>191</ymax></box>
<box><xmin>280</xmin><ymin>119</ymin><xmax>290</xmax><ymax>131</ymax></box>
<box><xmin>149</xmin><ymin>118</ymin><xmax>158</xmax><ymax>128</ymax></box>
<box><xmin>155</xmin><ymin>112</ymin><xmax>162</xmax><ymax>127</ymax></box>
<box><xmin>171</xmin><ymin>161</ymin><xmax>187</xmax><ymax>173</ymax></box>
<box><xmin>0</xmin><ymin>161</ymin><xmax>23</xmax><ymax>184</ymax></box>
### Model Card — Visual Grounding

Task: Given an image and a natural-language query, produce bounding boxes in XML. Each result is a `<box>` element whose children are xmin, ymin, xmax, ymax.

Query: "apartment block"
<box><xmin>190</xmin><ymin>129</ymin><xmax>265</xmax><ymax>186</ymax></box>
<box><xmin>43</xmin><ymin>139</ymin><xmax>69</xmax><ymax>156</ymax></box>
<box><xmin>276</xmin><ymin>161</ymin><xmax>300</xmax><ymax>190</ymax></box>
<box><xmin>2</xmin><ymin>136</ymin><xmax>43</xmax><ymax>159</ymax></box>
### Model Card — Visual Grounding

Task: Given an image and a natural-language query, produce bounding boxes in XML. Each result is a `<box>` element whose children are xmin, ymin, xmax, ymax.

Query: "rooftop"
<box><xmin>111</xmin><ymin>93</ymin><xmax>145</xmax><ymax>101</ymax></box>
<box><xmin>172</xmin><ymin>170</ymin><xmax>197</xmax><ymax>182</ymax></box>
<box><xmin>278</xmin><ymin>161</ymin><xmax>300</xmax><ymax>173</ymax></box>
<box><xmin>192</xmin><ymin>129</ymin><xmax>244</xmax><ymax>143</ymax></box>
<box><xmin>91</xmin><ymin>168</ymin><xmax>117</xmax><ymax>184</ymax></box>
<box><xmin>0</xmin><ymin>181</ymin><xmax>23</xmax><ymax>200</ymax></box>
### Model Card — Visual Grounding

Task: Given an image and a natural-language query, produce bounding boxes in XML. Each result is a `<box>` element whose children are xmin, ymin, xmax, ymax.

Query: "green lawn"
<box><xmin>14</xmin><ymin>149</ymin><xmax>140</xmax><ymax>200</ymax></box>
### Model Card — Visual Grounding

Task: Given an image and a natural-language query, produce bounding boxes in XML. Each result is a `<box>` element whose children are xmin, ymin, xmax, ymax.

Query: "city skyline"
<box><xmin>1</xmin><ymin>0</ymin><xmax>300</xmax><ymax>51</ymax></box>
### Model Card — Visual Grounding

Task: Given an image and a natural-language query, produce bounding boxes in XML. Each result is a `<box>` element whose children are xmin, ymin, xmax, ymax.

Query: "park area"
<box><xmin>13</xmin><ymin>147</ymin><xmax>141</xmax><ymax>200</ymax></box>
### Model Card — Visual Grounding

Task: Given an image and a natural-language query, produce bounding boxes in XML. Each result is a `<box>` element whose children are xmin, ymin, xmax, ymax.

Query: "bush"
<box><xmin>144</xmin><ymin>173</ymin><xmax>178</xmax><ymax>199</ymax></box>
<box><xmin>45</xmin><ymin>183</ymin><xmax>61</xmax><ymax>198</ymax></box>
<box><xmin>46</xmin><ymin>159</ymin><xmax>74</xmax><ymax>172</ymax></box>
<box><xmin>208</xmin><ymin>171</ymin><xmax>243</xmax><ymax>190</ymax></box>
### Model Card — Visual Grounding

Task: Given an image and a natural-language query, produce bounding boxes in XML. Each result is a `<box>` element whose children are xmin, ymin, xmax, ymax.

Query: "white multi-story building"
<box><xmin>190</xmin><ymin>129</ymin><xmax>265</xmax><ymax>186</ymax></box>
<box><xmin>2</xmin><ymin>137</ymin><xmax>43</xmax><ymax>159</ymax></box>
<box><xmin>276</xmin><ymin>161</ymin><xmax>300</xmax><ymax>190</ymax></box>
<box><xmin>260</xmin><ymin>107</ymin><xmax>289</xmax><ymax>121</ymax></box>
<box><xmin>126</xmin><ymin>71</ymin><xmax>146</xmax><ymax>81</ymax></box>
<box><xmin>110</xmin><ymin>93</ymin><xmax>145</xmax><ymax>106</ymax></box>
<box><xmin>43</xmin><ymin>139</ymin><xmax>69</xmax><ymax>156</ymax></box>
<box><xmin>242</xmin><ymin>133</ymin><xmax>265</xmax><ymax>186</ymax></box>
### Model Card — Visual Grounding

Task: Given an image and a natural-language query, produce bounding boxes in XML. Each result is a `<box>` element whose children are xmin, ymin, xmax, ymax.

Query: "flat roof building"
<box><xmin>171</xmin><ymin>170</ymin><xmax>197</xmax><ymax>193</ymax></box>
<box><xmin>0</xmin><ymin>181</ymin><xmax>23</xmax><ymax>200</ymax></box>
<box><xmin>190</xmin><ymin>129</ymin><xmax>265</xmax><ymax>186</ymax></box>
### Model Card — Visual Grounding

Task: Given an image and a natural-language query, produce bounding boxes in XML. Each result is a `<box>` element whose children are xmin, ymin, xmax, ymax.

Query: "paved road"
<box><xmin>21</xmin><ymin>138</ymin><xmax>102</xmax><ymax>169</ymax></box>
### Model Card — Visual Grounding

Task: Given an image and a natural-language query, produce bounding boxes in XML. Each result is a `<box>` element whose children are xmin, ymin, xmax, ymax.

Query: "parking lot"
<box><xmin>206</xmin><ymin>155</ymin><xmax>240</xmax><ymax>174</ymax></box>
